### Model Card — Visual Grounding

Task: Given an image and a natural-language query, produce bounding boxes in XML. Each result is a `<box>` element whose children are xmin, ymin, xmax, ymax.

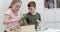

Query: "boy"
<box><xmin>26</xmin><ymin>1</ymin><xmax>41</xmax><ymax>31</ymax></box>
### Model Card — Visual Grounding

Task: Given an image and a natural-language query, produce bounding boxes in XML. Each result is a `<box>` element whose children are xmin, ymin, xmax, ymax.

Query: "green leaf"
<box><xmin>21</xmin><ymin>14</ymin><xmax>28</xmax><ymax>26</ymax></box>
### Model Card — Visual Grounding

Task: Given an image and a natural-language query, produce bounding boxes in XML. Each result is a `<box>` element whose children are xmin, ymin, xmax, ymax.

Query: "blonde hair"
<box><xmin>9</xmin><ymin>0</ymin><xmax>22</xmax><ymax>8</ymax></box>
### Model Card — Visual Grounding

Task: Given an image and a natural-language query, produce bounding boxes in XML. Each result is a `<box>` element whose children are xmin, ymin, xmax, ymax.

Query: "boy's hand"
<box><xmin>36</xmin><ymin>19</ymin><xmax>41</xmax><ymax>24</ymax></box>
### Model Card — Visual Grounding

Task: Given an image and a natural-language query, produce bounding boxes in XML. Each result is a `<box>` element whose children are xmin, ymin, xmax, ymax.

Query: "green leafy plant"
<box><xmin>21</xmin><ymin>14</ymin><xmax>28</xmax><ymax>26</ymax></box>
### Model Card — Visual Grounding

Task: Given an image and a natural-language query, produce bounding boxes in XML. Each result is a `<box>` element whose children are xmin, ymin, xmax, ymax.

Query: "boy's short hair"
<box><xmin>27</xmin><ymin>1</ymin><xmax>36</xmax><ymax>7</ymax></box>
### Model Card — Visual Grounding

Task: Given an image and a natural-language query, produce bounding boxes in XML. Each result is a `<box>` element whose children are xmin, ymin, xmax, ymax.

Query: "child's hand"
<box><xmin>15</xmin><ymin>19</ymin><xmax>20</xmax><ymax>22</ymax></box>
<box><xmin>19</xmin><ymin>21</ymin><xmax>23</xmax><ymax>26</ymax></box>
<box><xmin>15</xmin><ymin>19</ymin><xmax>23</xmax><ymax>26</ymax></box>
<box><xmin>36</xmin><ymin>19</ymin><xmax>41</xmax><ymax>24</ymax></box>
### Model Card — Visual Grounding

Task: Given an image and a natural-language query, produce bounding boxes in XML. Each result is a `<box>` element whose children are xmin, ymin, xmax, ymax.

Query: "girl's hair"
<box><xmin>9</xmin><ymin>0</ymin><xmax>22</xmax><ymax>8</ymax></box>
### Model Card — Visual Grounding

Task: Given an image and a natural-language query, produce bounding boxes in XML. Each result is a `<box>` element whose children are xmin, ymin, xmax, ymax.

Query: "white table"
<box><xmin>36</xmin><ymin>28</ymin><xmax>60</xmax><ymax>32</ymax></box>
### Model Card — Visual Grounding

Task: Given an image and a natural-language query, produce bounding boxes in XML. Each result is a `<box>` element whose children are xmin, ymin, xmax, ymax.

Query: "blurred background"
<box><xmin>0</xmin><ymin>0</ymin><xmax>60</xmax><ymax>32</ymax></box>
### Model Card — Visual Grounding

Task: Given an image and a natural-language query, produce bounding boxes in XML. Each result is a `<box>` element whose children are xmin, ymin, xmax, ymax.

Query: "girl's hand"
<box><xmin>19</xmin><ymin>21</ymin><xmax>23</xmax><ymax>26</ymax></box>
<box><xmin>15</xmin><ymin>19</ymin><xmax>20</xmax><ymax>22</ymax></box>
<box><xmin>15</xmin><ymin>19</ymin><xmax>23</xmax><ymax>25</ymax></box>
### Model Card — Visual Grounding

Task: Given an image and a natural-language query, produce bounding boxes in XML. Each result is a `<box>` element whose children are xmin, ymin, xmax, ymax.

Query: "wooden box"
<box><xmin>17</xmin><ymin>25</ymin><xmax>35</xmax><ymax>32</ymax></box>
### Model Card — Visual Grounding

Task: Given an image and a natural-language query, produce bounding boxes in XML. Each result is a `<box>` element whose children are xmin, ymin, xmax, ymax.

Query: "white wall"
<box><xmin>0</xmin><ymin>0</ymin><xmax>60</xmax><ymax>32</ymax></box>
<box><xmin>0</xmin><ymin>0</ymin><xmax>4</xmax><ymax>32</ymax></box>
<box><xmin>0</xmin><ymin>0</ymin><xmax>12</xmax><ymax>32</ymax></box>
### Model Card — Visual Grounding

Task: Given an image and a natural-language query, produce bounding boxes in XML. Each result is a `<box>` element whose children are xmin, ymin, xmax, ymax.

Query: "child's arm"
<box><xmin>36</xmin><ymin>13</ymin><xmax>41</xmax><ymax>24</ymax></box>
<box><xmin>3</xmin><ymin>14</ymin><xmax>20</xmax><ymax>24</ymax></box>
<box><xmin>39</xmin><ymin>13</ymin><xmax>41</xmax><ymax>21</ymax></box>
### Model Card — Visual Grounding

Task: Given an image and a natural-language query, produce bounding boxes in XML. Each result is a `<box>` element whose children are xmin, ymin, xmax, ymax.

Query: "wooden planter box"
<box><xmin>17</xmin><ymin>25</ymin><xmax>35</xmax><ymax>32</ymax></box>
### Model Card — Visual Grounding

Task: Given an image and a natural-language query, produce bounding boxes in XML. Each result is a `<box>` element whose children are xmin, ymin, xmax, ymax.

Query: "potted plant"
<box><xmin>17</xmin><ymin>14</ymin><xmax>35</xmax><ymax>32</ymax></box>
<box><xmin>21</xmin><ymin>14</ymin><xmax>28</xmax><ymax>26</ymax></box>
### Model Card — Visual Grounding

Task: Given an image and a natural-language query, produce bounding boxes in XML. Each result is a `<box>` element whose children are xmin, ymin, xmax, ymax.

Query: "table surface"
<box><xmin>36</xmin><ymin>28</ymin><xmax>60</xmax><ymax>32</ymax></box>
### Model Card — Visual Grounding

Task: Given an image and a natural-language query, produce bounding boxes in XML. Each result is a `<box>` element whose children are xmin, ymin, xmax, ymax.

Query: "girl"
<box><xmin>4</xmin><ymin>0</ymin><xmax>22</xmax><ymax>32</ymax></box>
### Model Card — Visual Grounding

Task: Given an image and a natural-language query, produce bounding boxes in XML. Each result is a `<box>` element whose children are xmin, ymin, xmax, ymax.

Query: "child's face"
<box><xmin>12</xmin><ymin>3</ymin><xmax>21</xmax><ymax>11</ymax></box>
<box><xmin>28</xmin><ymin>6</ymin><xmax>36</xmax><ymax>13</ymax></box>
